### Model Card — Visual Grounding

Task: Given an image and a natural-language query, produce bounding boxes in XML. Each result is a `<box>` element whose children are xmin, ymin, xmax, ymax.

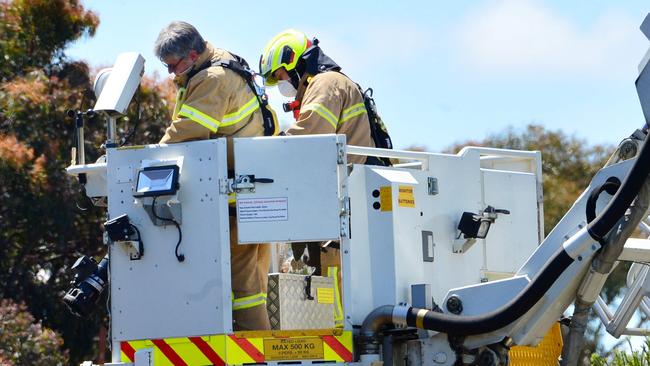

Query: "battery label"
<box><xmin>398</xmin><ymin>185</ymin><xmax>415</xmax><ymax>208</ymax></box>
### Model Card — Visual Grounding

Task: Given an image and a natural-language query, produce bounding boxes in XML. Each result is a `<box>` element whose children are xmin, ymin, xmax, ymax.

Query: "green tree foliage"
<box><xmin>444</xmin><ymin>124</ymin><xmax>613</xmax><ymax>235</ymax></box>
<box><xmin>591</xmin><ymin>339</ymin><xmax>650</xmax><ymax>365</ymax></box>
<box><xmin>0</xmin><ymin>0</ymin><xmax>172</xmax><ymax>364</ymax></box>
<box><xmin>0</xmin><ymin>0</ymin><xmax>99</xmax><ymax>81</ymax></box>
<box><xmin>0</xmin><ymin>299</ymin><xmax>69</xmax><ymax>366</ymax></box>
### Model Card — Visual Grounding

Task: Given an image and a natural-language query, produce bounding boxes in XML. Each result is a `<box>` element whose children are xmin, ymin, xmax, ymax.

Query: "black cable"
<box><xmin>120</xmin><ymin>86</ymin><xmax>141</xmax><ymax>147</ymax></box>
<box><xmin>130</xmin><ymin>224</ymin><xmax>144</xmax><ymax>258</ymax></box>
<box><xmin>68</xmin><ymin>110</ymin><xmax>87</xmax><ymax>211</ymax></box>
<box><xmin>151</xmin><ymin>196</ymin><xmax>184</xmax><ymax>262</ymax></box>
<box><xmin>75</xmin><ymin>185</ymin><xmax>90</xmax><ymax>211</ymax></box>
<box><xmin>588</xmin><ymin>131</ymin><xmax>650</xmax><ymax>241</ymax></box>
<box><xmin>403</xmin><ymin>247</ymin><xmax>573</xmax><ymax>335</ymax></box>
<box><xmin>586</xmin><ymin>179</ymin><xmax>621</xmax><ymax>224</ymax></box>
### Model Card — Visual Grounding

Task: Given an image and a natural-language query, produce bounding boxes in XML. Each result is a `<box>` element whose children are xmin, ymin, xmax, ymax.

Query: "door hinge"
<box><xmin>340</xmin><ymin>196</ymin><xmax>351</xmax><ymax>216</ymax></box>
<box><xmin>219</xmin><ymin>178</ymin><xmax>232</xmax><ymax>195</ymax></box>
<box><xmin>340</xmin><ymin>196</ymin><xmax>350</xmax><ymax>238</ymax></box>
<box><xmin>337</xmin><ymin>142</ymin><xmax>346</xmax><ymax>165</ymax></box>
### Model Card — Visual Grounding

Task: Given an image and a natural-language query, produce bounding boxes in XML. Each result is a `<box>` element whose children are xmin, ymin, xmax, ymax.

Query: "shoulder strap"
<box><xmin>183</xmin><ymin>56</ymin><xmax>278</xmax><ymax>136</ymax></box>
<box><xmin>184</xmin><ymin>60</ymin><xmax>213</xmax><ymax>88</ymax></box>
<box><xmin>353</xmin><ymin>82</ymin><xmax>393</xmax><ymax>166</ymax></box>
<box><xmin>211</xmin><ymin>57</ymin><xmax>277</xmax><ymax>136</ymax></box>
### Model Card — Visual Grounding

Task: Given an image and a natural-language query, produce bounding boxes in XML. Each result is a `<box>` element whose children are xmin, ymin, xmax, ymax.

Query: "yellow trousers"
<box><xmin>229</xmin><ymin>216</ymin><xmax>271</xmax><ymax>330</ymax></box>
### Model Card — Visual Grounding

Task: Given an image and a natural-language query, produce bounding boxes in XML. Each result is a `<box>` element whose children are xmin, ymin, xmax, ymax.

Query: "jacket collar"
<box><xmin>295</xmin><ymin>46</ymin><xmax>341</xmax><ymax>102</ymax></box>
<box><xmin>173</xmin><ymin>42</ymin><xmax>219</xmax><ymax>87</ymax></box>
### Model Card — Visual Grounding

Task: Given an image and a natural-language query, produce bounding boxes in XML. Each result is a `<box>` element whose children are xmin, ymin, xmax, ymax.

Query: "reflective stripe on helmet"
<box><xmin>260</xmin><ymin>29</ymin><xmax>310</xmax><ymax>86</ymax></box>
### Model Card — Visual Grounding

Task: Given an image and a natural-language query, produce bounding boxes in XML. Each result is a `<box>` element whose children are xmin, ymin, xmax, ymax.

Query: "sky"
<box><xmin>65</xmin><ymin>0</ymin><xmax>650</xmax><ymax>351</ymax></box>
<box><xmin>66</xmin><ymin>0</ymin><xmax>650</xmax><ymax>152</ymax></box>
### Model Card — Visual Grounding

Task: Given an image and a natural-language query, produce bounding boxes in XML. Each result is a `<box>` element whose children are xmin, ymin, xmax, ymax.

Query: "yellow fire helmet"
<box><xmin>259</xmin><ymin>29</ymin><xmax>311</xmax><ymax>86</ymax></box>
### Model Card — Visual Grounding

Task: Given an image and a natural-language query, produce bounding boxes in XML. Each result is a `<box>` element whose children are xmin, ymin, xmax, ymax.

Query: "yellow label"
<box><xmin>264</xmin><ymin>337</ymin><xmax>324</xmax><ymax>361</ymax></box>
<box><xmin>398</xmin><ymin>185</ymin><xmax>415</xmax><ymax>208</ymax></box>
<box><xmin>379</xmin><ymin>186</ymin><xmax>392</xmax><ymax>212</ymax></box>
<box><xmin>317</xmin><ymin>288</ymin><xmax>334</xmax><ymax>304</ymax></box>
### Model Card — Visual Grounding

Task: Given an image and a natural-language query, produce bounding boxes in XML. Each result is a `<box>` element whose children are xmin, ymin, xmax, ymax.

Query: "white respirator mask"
<box><xmin>277</xmin><ymin>80</ymin><xmax>297</xmax><ymax>98</ymax></box>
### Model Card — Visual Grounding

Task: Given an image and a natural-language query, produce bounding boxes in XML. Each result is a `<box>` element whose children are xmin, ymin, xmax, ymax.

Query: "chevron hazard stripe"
<box><xmin>120</xmin><ymin>331</ymin><xmax>353</xmax><ymax>365</ymax></box>
<box><xmin>323</xmin><ymin>334</ymin><xmax>353</xmax><ymax>362</ymax></box>
<box><xmin>188</xmin><ymin>337</ymin><xmax>226</xmax><ymax>366</ymax></box>
<box><xmin>227</xmin><ymin>334</ymin><xmax>265</xmax><ymax>363</ymax></box>
<box><xmin>121</xmin><ymin>336</ymin><xmax>227</xmax><ymax>365</ymax></box>
<box><xmin>151</xmin><ymin>339</ymin><xmax>187</xmax><ymax>366</ymax></box>
<box><xmin>121</xmin><ymin>341</ymin><xmax>136</xmax><ymax>362</ymax></box>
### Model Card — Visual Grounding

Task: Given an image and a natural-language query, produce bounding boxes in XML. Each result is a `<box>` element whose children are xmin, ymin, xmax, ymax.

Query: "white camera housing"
<box><xmin>94</xmin><ymin>52</ymin><xmax>145</xmax><ymax>116</ymax></box>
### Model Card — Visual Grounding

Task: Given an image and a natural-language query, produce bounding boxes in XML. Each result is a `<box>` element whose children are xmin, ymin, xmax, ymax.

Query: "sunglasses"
<box><xmin>161</xmin><ymin>55</ymin><xmax>187</xmax><ymax>71</ymax></box>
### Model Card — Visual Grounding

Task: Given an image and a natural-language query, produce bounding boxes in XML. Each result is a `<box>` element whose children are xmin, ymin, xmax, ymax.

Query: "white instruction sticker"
<box><xmin>237</xmin><ymin>197</ymin><xmax>289</xmax><ymax>222</ymax></box>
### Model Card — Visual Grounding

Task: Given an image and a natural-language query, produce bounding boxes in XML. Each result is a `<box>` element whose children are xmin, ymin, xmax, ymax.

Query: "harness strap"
<box><xmin>184</xmin><ymin>56</ymin><xmax>277</xmax><ymax>136</ymax></box>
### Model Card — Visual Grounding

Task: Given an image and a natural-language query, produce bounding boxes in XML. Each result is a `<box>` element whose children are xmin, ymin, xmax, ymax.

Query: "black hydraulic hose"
<box><xmin>588</xmin><ymin>136</ymin><xmax>650</xmax><ymax>241</ymax></box>
<box><xmin>394</xmin><ymin>134</ymin><xmax>649</xmax><ymax>336</ymax></box>
<box><xmin>404</xmin><ymin>248</ymin><xmax>573</xmax><ymax>335</ymax></box>
<box><xmin>359</xmin><ymin>131</ymin><xmax>650</xmax><ymax>342</ymax></box>
<box><xmin>586</xmin><ymin>180</ymin><xmax>621</xmax><ymax>224</ymax></box>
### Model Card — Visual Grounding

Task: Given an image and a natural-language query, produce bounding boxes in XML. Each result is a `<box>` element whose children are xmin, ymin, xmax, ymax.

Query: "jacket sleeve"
<box><xmin>286</xmin><ymin>76</ymin><xmax>342</xmax><ymax>136</ymax></box>
<box><xmin>160</xmin><ymin>71</ymin><xmax>229</xmax><ymax>143</ymax></box>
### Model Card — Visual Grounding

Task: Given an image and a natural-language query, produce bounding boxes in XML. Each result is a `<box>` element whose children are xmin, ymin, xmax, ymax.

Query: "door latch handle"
<box><xmin>251</xmin><ymin>177</ymin><xmax>274</xmax><ymax>183</ymax></box>
<box><xmin>232</xmin><ymin>175</ymin><xmax>274</xmax><ymax>193</ymax></box>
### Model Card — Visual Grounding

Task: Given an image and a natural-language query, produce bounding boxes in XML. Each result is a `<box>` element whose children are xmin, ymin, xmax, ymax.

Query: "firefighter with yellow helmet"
<box><xmin>259</xmin><ymin>29</ymin><xmax>381</xmax><ymax>165</ymax></box>
<box><xmin>260</xmin><ymin>29</ymin><xmax>386</xmax><ymax>327</ymax></box>
<box><xmin>156</xmin><ymin>21</ymin><xmax>276</xmax><ymax>330</ymax></box>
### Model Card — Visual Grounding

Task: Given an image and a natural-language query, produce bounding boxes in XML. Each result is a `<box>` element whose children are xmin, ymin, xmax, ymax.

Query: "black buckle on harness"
<box><xmin>304</xmin><ymin>275</ymin><xmax>315</xmax><ymax>300</ymax></box>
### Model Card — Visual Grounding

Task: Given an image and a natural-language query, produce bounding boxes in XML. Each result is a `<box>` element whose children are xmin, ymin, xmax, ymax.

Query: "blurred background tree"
<box><xmin>0</xmin><ymin>0</ymin><xmax>172</xmax><ymax>364</ymax></box>
<box><xmin>0</xmin><ymin>299</ymin><xmax>69</xmax><ymax>366</ymax></box>
<box><xmin>443</xmin><ymin>124</ymin><xmax>613</xmax><ymax>236</ymax></box>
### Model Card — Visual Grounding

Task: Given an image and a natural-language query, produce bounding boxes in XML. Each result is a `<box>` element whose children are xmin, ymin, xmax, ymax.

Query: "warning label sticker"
<box><xmin>317</xmin><ymin>288</ymin><xmax>334</xmax><ymax>304</ymax></box>
<box><xmin>398</xmin><ymin>185</ymin><xmax>415</xmax><ymax>208</ymax></box>
<box><xmin>264</xmin><ymin>337</ymin><xmax>324</xmax><ymax>361</ymax></box>
<box><xmin>237</xmin><ymin>197</ymin><xmax>288</xmax><ymax>222</ymax></box>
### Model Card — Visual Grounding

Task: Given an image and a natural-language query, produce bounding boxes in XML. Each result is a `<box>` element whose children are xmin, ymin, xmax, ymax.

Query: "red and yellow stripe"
<box><xmin>121</xmin><ymin>330</ymin><xmax>353</xmax><ymax>365</ymax></box>
<box><xmin>122</xmin><ymin>336</ymin><xmax>226</xmax><ymax>366</ymax></box>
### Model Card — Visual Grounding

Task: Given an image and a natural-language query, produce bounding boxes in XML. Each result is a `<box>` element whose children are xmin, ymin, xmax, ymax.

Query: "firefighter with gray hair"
<box><xmin>155</xmin><ymin>21</ymin><xmax>277</xmax><ymax>330</ymax></box>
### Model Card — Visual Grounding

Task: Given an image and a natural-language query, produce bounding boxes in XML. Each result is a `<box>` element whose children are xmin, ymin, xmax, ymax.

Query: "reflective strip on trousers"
<box><xmin>233</xmin><ymin>292</ymin><xmax>267</xmax><ymax>311</ymax></box>
<box><xmin>339</xmin><ymin>103</ymin><xmax>367</xmax><ymax>124</ymax></box>
<box><xmin>301</xmin><ymin>103</ymin><xmax>338</xmax><ymax>129</ymax></box>
<box><xmin>328</xmin><ymin>266</ymin><xmax>344</xmax><ymax>327</ymax></box>
<box><xmin>221</xmin><ymin>96</ymin><xmax>259</xmax><ymax>127</ymax></box>
<box><xmin>178</xmin><ymin>104</ymin><xmax>221</xmax><ymax>132</ymax></box>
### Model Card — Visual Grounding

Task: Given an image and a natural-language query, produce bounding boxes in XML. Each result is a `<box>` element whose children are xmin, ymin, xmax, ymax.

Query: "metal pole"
<box><xmin>111</xmin><ymin>340</ymin><xmax>121</xmax><ymax>363</ymax></box>
<box><xmin>77</xmin><ymin>122</ymin><xmax>86</xmax><ymax>165</ymax></box>
<box><xmin>106</xmin><ymin>115</ymin><xmax>118</xmax><ymax>148</ymax></box>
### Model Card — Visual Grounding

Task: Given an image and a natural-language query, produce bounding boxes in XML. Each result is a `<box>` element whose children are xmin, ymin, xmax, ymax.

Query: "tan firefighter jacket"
<box><xmin>160</xmin><ymin>43</ymin><xmax>266</xmax><ymax>167</ymax></box>
<box><xmin>286</xmin><ymin>71</ymin><xmax>374</xmax><ymax>164</ymax></box>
